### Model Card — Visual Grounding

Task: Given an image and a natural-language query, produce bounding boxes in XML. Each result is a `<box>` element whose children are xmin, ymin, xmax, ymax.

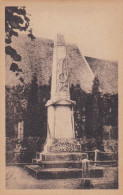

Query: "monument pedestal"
<box><xmin>43</xmin><ymin>99</ymin><xmax>82</xmax><ymax>153</ymax></box>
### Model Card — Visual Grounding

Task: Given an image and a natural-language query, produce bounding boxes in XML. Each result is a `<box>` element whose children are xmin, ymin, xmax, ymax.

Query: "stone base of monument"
<box><xmin>33</xmin><ymin>151</ymin><xmax>88</xmax><ymax>161</ymax></box>
<box><xmin>25</xmin><ymin>165</ymin><xmax>103</xmax><ymax>180</ymax></box>
<box><xmin>33</xmin><ymin>160</ymin><xmax>82</xmax><ymax>169</ymax></box>
<box><xmin>25</xmin><ymin>140</ymin><xmax>104</xmax><ymax>180</ymax></box>
<box><xmin>25</xmin><ymin>151</ymin><xmax>103</xmax><ymax>180</ymax></box>
<box><xmin>25</xmin><ymin>165</ymin><xmax>83</xmax><ymax>179</ymax></box>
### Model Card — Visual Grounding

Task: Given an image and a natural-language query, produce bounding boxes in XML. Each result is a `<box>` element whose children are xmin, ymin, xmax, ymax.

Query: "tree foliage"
<box><xmin>70</xmin><ymin>84</ymin><xmax>88</xmax><ymax>139</ymax></box>
<box><xmin>91</xmin><ymin>76</ymin><xmax>104</xmax><ymax>149</ymax></box>
<box><xmin>24</xmin><ymin>74</ymin><xmax>51</xmax><ymax>138</ymax></box>
<box><xmin>6</xmin><ymin>84</ymin><xmax>27</xmax><ymax>136</ymax></box>
<box><xmin>5</xmin><ymin>6</ymin><xmax>36</xmax><ymax>82</ymax></box>
<box><xmin>24</xmin><ymin>74</ymin><xmax>40</xmax><ymax>137</ymax></box>
<box><xmin>6</xmin><ymin>80</ymin><xmax>118</xmax><ymax>141</ymax></box>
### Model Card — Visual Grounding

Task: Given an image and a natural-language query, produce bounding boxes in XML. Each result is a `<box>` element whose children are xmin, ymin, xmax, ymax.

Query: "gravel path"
<box><xmin>6</xmin><ymin>166</ymin><xmax>118</xmax><ymax>189</ymax></box>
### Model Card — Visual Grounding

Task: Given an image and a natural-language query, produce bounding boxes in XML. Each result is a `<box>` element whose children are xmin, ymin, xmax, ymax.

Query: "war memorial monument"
<box><xmin>25</xmin><ymin>34</ymin><xmax>105</xmax><ymax>182</ymax></box>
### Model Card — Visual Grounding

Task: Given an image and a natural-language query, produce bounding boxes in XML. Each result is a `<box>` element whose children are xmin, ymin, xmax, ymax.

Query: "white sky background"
<box><xmin>26</xmin><ymin>1</ymin><xmax>122</xmax><ymax>61</ymax></box>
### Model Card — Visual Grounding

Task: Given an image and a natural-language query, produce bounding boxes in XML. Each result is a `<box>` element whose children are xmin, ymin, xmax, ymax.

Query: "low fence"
<box><xmin>6</xmin><ymin>151</ymin><xmax>35</xmax><ymax>163</ymax></box>
<box><xmin>86</xmin><ymin>150</ymin><xmax>118</xmax><ymax>161</ymax></box>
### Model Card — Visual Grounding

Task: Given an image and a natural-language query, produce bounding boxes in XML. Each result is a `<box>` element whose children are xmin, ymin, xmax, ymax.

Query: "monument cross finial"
<box><xmin>55</xmin><ymin>33</ymin><xmax>65</xmax><ymax>46</ymax></box>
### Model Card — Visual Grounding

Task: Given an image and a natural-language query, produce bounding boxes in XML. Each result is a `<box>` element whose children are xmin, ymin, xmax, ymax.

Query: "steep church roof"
<box><xmin>85</xmin><ymin>56</ymin><xmax>118</xmax><ymax>94</ymax></box>
<box><xmin>5</xmin><ymin>34</ymin><xmax>118</xmax><ymax>94</ymax></box>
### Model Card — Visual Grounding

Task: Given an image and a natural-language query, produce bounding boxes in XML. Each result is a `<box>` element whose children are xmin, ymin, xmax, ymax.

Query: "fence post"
<box><xmin>94</xmin><ymin>149</ymin><xmax>99</xmax><ymax>162</ymax></box>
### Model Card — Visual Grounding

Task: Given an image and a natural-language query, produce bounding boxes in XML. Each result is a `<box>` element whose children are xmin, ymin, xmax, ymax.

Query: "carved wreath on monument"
<box><xmin>48</xmin><ymin>139</ymin><xmax>82</xmax><ymax>152</ymax></box>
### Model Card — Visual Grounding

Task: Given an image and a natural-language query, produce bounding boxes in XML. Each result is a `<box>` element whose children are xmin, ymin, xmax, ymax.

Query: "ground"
<box><xmin>6</xmin><ymin>166</ymin><xmax>118</xmax><ymax>189</ymax></box>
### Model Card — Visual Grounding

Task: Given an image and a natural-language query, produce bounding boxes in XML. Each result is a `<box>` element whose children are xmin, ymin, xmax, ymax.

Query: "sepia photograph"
<box><xmin>1</xmin><ymin>0</ymin><xmax>122</xmax><ymax>191</ymax></box>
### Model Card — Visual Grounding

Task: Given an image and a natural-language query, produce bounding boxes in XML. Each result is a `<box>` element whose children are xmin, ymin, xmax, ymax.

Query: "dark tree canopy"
<box><xmin>5</xmin><ymin>6</ymin><xmax>36</xmax><ymax>82</ymax></box>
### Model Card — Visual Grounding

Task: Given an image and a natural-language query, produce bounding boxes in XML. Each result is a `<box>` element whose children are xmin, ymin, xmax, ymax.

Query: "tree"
<box><xmin>101</xmin><ymin>93</ymin><xmax>118</xmax><ymax>140</ymax></box>
<box><xmin>85</xmin><ymin>93</ymin><xmax>93</xmax><ymax>138</ymax></box>
<box><xmin>92</xmin><ymin>76</ymin><xmax>104</xmax><ymax>150</ymax></box>
<box><xmin>5</xmin><ymin>6</ymin><xmax>35</xmax><ymax>82</ymax></box>
<box><xmin>70</xmin><ymin>84</ymin><xmax>87</xmax><ymax>139</ymax></box>
<box><xmin>24</xmin><ymin>74</ymin><xmax>41</xmax><ymax>137</ymax></box>
<box><xmin>92</xmin><ymin>76</ymin><xmax>100</xmax><ymax>137</ymax></box>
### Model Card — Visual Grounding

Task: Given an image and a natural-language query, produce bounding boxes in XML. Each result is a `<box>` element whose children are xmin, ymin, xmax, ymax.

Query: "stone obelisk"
<box><xmin>44</xmin><ymin>34</ymin><xmax>81</xmax><ymax>153</ymax></box>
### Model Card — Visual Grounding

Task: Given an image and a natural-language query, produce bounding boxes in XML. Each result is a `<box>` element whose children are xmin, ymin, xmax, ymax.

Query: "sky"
<box><xmin>26</xmin><ymin>1</ymin><xmax>122</xmax><ymax>61</ymax></box>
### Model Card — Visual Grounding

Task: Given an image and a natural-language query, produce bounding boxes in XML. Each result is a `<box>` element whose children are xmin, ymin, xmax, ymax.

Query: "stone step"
<box><xmin>32</xmin><ymin>158</ymin><xmax>118</xmax><ymax>168</ymax></box>
<box><xmin>35</xmin><ymin>152</ymin><xmax>88</xmax><ymax>161</ymax></box>
<box><xmin>32</xmin><ymin>160</ymin><xmax>82</xmax><ymax>168</ymax></box>
<box><xmin>25</xmin><ymin>165</ymin><xmax>82</xmax><ymax>179</ymax></box>
<box><xmin>25</xmin><ymin>165</ymin><xmax>103</xmax><ymax>179</ymax></box>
